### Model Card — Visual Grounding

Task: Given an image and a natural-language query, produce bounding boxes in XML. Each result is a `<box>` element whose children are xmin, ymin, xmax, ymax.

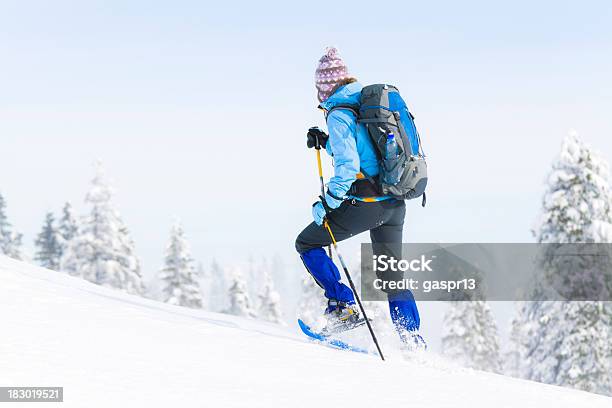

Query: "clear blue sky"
<box><xmin>2</xmin><ymin>0</ymin><xmax>612</xmax><ymax>274</ymax></box>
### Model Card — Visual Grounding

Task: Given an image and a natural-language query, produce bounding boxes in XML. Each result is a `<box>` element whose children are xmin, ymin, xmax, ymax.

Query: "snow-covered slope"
<box><xmin>1</xmin><ymin>256</ymin><xmax>610</xmax><ymax>408</ymax></box>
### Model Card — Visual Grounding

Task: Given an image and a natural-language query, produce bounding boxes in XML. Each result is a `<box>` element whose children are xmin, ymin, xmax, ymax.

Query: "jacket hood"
<box><xmin>319</xmin><ymin>82</ymin><xmax>363</xmax><ymax>111</ymax></box>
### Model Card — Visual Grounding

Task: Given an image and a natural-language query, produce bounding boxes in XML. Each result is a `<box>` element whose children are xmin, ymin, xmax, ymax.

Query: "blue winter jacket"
<box><xmin>319</xmin><ymin>82</ymin><xmax>388</xmax><ymax>202</ymax></box>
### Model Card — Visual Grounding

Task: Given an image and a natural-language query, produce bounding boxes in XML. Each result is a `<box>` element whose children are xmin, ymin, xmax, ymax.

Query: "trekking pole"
<box><xmin>313</xmin><ymin>136</ymin><xmax>384</xmax><ymax>360</ymax></box>
<box><xmin>314</xmin><ymin>139</ymin><xmax>333</xmax><ymax>259</ymax></box>
<box><xmin>322</xmin><ymin>220</ymin><xmax>385</xmax><ymax>361</ymax></box>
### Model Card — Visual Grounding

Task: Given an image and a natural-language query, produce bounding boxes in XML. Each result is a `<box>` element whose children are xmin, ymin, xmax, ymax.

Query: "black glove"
<box><xmin>306</xmin><ymin>127</ymin><xmax>329</xmax><ymax>149</ymax></box>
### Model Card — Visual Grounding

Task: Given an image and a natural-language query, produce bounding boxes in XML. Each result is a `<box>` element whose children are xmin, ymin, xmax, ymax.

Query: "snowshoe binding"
<box><xmin>321</xmin><ymin>300</ymin><xmax>367</xmax><ymax>336</ymax></box>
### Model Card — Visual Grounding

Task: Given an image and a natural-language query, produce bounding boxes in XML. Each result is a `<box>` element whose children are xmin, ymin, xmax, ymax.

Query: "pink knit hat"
<box><xmin>315</xmin><ymin>47</ymin><xmax>351</xmax><ymax>103</ymax></box>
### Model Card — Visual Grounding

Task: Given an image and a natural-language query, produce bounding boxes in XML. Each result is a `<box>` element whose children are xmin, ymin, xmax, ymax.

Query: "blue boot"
<box><xmin>388</xmin><ymin>291</ymin><xmax>427</xmax><ymax>351</ymax></box>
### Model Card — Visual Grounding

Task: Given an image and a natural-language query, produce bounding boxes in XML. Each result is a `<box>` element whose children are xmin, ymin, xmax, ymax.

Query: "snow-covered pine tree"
<box><xmin>115</xmin><ymin>222</ymin><xmax>145</xmax><ymax>295</ymax></box>
<box><xmin>535</xmin><ymin>131</ymin><xmax>612</xmax><ymax>245</ymax></box>
<box><xmin>555</xmin><ymin>301</ymin><xmax>611</xmax><ymax>394</ymax></box>
<box><xmin>516</xmin><ymin>300</ymin><xmax>611</xmax><ymax>395</ymax></box>
<box><xmin>514</xmin><ymin>131</ymin><xmax>612</xmax><ymax>395</ymax></box>
<box><xmin>441</xmin><ymin>300</ymin><xmax>502</xmax><ymax>373</ymax></box>
<box><xmin>57</xmin><ymin>202</ymin><xmax>79</xmax><ymax>257</ymax></box>
<box><xmin>504</xmin><ymin>311</ymin><xmax>523</xmax><ymax>378</ymax></box>
<box><xmin>60</xmin><ymin>162</ymin><xmax>144</xmax><ymax>295</ymax></box>
<box><xmin>257</xmin><ymin>267</ymin><xmax>284</xmax><ymax>324</ymax></box>
<box><xmin>0</xmin><ymin>193</ymin><xmax>23</xmax><ymax>260</ymax></box>
<box><xmin>195</xmin><ymin>261</ymin><xmax>211</xmax><ymax>310</ymax></box>
<box><xmin>34</xmin><ymin>212</ymin><xmax>62</xmax><ymax>270</ymax></box>
<box><xmin>208</xmin><ymin>259</ymin><xmax>228</xmax><ymax>312</ymax></box>
<box><xmin>158</xmin><ymin>220</ymin><xmax>202</xmax><ymax>309</ymax></box>
<box><xmin>606</xmin><ymin>301</ymin><xmax>612</xmax><ymax>386</ymax></box>
<box><xmin>225</xmin><ymin>271</ymin><xmax>257</xmax><ymax>318</ymax></box>
<box><xmin>195</xmin><ymin>261</ymin><xmax>205</xmax><ymax>278</ymax></box>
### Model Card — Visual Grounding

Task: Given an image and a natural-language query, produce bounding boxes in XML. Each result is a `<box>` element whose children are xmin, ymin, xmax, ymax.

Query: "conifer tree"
<box><xmin>61</xmin><ymin>162</ymin><xmax>144</xmax><ymax>295</ymax></box>
<box><xmin>258</xmin><ymin>268</ymin><xmax>284</xmax><ymax>324</ymax></box>
<box><xmin>34</xmin><ymin>212</ymin><xmax>62</xmax><ymax>270</ymax></box>
<box><xmin>208</xmin><ymin>259</ymin><xmax>228</xmax><ymax>312</ymax></box>
<box><xmin>57</xmin><ymin>202</ymin><xmax>79</xmax><ymax>257</ymax></box>
<box><xmin>504</xmin><ymin>312</ymin><xmax>523</xmax><ymax>378</ymax></box>
<box><xmin>513</xmin><ymin>132</ymin><xmax>612</xmax><ymax>395</ymax></box>
<box><xmin>441</xmin><ymin>301</ymin><xmax>502</xmax><ymax>373</ymax></box>
<box><xmin>0</xmin><ymin>193</ymin><xmax>23</xmax><ymax>260</ymax></box>
<box><xmin>159</xmin><ymin>220</ymin><xmax>203</xmax><ymax>308</ymax></box>
<box><xmin>226</xmin><ymin>271</ymin><xmax>257</xmax><ymax>318</ymax></box>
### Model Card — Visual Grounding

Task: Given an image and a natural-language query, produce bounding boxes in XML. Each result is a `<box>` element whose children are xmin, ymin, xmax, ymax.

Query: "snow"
<box><xmin>1</xmin><ymin>256</ymin><xmax>610</xmax><ymax>407</ymax></box>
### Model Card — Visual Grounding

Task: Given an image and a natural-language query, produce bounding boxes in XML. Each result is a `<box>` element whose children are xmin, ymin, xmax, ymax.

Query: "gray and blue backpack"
<box><xmin>333</xmin><ymin>84</ymin><xmax>428</xmax><ymax>205</ymax></box>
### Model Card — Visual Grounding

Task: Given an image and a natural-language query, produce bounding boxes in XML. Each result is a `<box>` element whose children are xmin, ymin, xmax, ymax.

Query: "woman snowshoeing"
<box><xmin>295</xmin><ymin>47</ymin><xmax>426</xmax><ymax>350</ymax></box>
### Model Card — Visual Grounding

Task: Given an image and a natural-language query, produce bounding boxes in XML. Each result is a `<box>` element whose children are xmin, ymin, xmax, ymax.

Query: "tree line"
<box><xmin>0</xmin><ymin>161</ymin><xmax>284</xmax><ymax>325</ymax></box>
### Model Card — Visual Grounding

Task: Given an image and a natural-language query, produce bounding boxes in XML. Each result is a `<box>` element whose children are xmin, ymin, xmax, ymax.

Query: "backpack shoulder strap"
<box><xmin>325</xmin><ymin>104</ymin><xmax>359</xmax><ymax>120</ymax></box>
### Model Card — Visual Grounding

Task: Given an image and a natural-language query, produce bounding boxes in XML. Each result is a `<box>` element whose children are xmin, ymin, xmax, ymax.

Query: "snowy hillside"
<box><xmin>2</xmin><ymin>256</ymin><xmax>610</xmax><ymax>408</ymax></box>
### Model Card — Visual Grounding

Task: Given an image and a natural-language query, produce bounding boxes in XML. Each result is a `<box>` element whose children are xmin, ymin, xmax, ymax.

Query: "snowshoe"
<box><xmin>321</xmin><ymin>300</ymin><xmax>366</xmax><ymax>335</ymax></box>
<box><xmin>297</xmin><ymin>319</ymin><xmax>373</xmax><ymax>355</ymax></box>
